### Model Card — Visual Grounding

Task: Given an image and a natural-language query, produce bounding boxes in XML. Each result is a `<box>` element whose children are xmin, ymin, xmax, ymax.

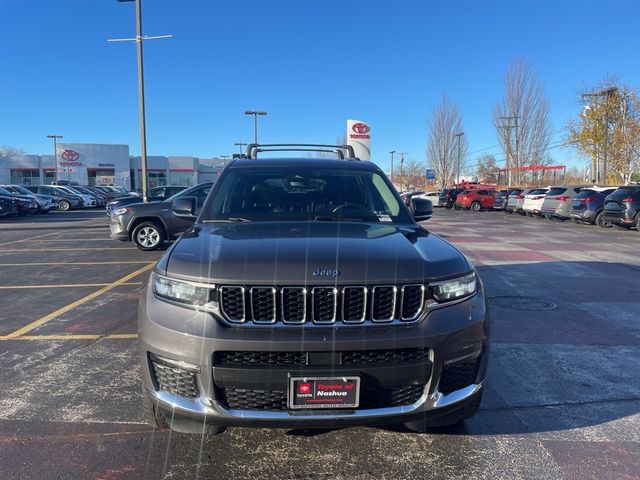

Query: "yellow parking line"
<box><xmin>9</xmin><ymin>333</ymin><xmax>139</xmax><ymax>341</ymax></box>
<box><xmin>0</xmin><ymin>231</ymin><xmax>62</xmax><ymax>247</ymax></box>
<box><xmin>1</xmin><ymin>263</ymin><xmax>155</xmax><ymax>339</ymax></box>
<box><xmin>0</xmin><ymin>282</ymin><xmax>142</xmax><ymax>289</ymax></box>
<box><xmin>0</xmin><ymin>261</ymin><xmax>155</xmax><ymax>266</ymax></box>
<box><xmin>0</xmin><ymin>247</ymin><xmax>137</xmax><ymax>252</ymax></box>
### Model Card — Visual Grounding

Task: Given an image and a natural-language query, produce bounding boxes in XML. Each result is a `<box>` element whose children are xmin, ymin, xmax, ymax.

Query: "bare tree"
<box><xmin>0</xmin><ymin>145</ymin><xmax>25</xmax><ymax>156</ymax></box>
<box><xmin>426</xmin><ymin>95</ymin><xmax>468</xmax><ymax>190</ymax></box>
<box><xmin>494</xmin><ymin>58</ymin><xmax>552</xmax><ymax>185</ymax></box>
<box><xmin>391</xmin><ymin>159</ymin><xmax>427</xmax><ymax>191</ymax></box>
<box><xmin>476</xmin><ymin>154</ymin><xmax>499</xmax><ymax>183</ymax></box>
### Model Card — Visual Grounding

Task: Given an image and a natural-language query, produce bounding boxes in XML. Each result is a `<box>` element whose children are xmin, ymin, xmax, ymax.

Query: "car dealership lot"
<box><xmin>0</xmin><ymin>210</ymin><xmax>639</xmax><ymax>479</ymax></box>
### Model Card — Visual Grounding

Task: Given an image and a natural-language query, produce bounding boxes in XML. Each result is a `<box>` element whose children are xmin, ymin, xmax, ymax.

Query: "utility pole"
<box><xmin>497</xmin><ymin>116</ymin><xmax>519</xmax><ymax>185</ymax></box>
<box><xmin>245</xmin><ymin>111</ymin><xmax>267</xmax><ymax>145</ymax></box>
<box><xmin>234</xmin><ymin>143</ymin><xmax>247</xmax><ymax>156</ymax></box>
<box><xmin>398</xmin><ymin>152</ymin><xmax>407</xmax><ymax>191</ymax></box>
<box><xmin>46</xmin><ymin>135</ymin><xmax>63</xmax><ymax>184</ymax></box>
<box><xmin>389</xmin><ymin>150</ymin><xmax>396</xmax><ymax>185</ymax></box>
<box><xmin>582</xmin><ymin>87</ymin><xmax>617</xmax><ymax>184</ymax></box>
<box><xmin>454</xmin><ymin>132</ymin><xmax>464</xmax><ymax>186</ymax></box>
<box><xmin>109</xmin><ymin>0</ymin><xmax>172</xmax><ymax>200</ymax></box>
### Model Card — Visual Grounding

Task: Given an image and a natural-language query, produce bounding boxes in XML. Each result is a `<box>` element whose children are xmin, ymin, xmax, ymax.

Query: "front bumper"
<box><xmin>110</xmin><ymin>213</ymin><xmax>132</xmax><ymax>241</ymax></box>
<box><xmin>139</xmin><ymin>283</ymin><xmax>489</xmax><ymax>429</ymax></box>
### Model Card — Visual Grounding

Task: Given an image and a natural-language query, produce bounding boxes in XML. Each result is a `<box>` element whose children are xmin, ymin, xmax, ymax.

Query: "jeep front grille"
<box><xmin>218</xmin><ymin>284</ymin><xmax>426</xmax><ymax>325</ymax></box>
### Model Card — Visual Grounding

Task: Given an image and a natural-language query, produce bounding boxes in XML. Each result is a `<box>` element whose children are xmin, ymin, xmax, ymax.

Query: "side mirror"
<box><xmin>410</xmin><ymin>197</ymin><xmax>432</xmax><ymax>221</ymax></box>
<box><xmin>172</xmin><ymin>196</ymin><xmax>197</xmax><ymax>218</ymax></box>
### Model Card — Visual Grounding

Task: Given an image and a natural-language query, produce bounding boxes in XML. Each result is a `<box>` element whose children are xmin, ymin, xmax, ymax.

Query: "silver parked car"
<box><xmin>540</xmin><ymin>185</ymin><xmax>589</xmax><ymax>221</ymax></box>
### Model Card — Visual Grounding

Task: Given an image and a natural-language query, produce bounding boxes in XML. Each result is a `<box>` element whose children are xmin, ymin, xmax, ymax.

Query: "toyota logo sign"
<box><xmin>61</xmin><ymin>150</ymin><xmax>80</xmax><ymax>162</ymax></box>
<box><xmin>351</xmin><ymin>123</ymin><xmax>370</xmax><ymax>134</ymax></box>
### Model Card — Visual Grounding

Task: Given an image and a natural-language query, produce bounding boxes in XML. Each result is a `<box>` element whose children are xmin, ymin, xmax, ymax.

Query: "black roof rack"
<box><xmin>245</xmin><ymin>144</ymin><xmax>358</xmax><ymax>160</ymax></box>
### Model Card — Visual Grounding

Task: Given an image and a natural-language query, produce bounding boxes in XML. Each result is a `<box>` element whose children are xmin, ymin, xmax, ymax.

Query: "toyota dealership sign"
<box><xmin>347</xmin><ymin>119</ymin><xmax>371</xmax><ymax>161</ymax></box>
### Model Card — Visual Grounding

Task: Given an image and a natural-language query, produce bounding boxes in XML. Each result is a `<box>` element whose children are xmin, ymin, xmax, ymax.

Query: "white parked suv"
<box><xmin>522</xmin><ymin>188</ymin><xmax>549</xmax><ymax>216</ymax></box>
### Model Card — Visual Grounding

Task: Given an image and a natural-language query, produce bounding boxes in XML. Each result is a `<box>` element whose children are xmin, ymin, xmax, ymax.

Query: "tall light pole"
<box><xmin>454</xmin><ymin>132</ymin><xmax>465</xmax><ymax>186</ymax></box>
<box><xmin>46</xmin><ymin>135</ymin><xmax>63</xmax><ymax>184</ymax></box>
<box><xmin>389</xmin><ymin>150</ymin><xmax>396</xmax><ymax>185</ymax></box>
<box><xmin>582</xmin><ymin>87</ymin><xmax>617</xmax><ymax>184</ymax></box>
<box><xmin>244</xmin><ymin>111</ymin><xmax>267</xmax><ymax>145</ymax></box>
<box><xmin>234</xmin><ymin>142</ymin><xmax>247</xmax><ymax>156</ymax></box>
<box><xmin>110</xmin><ymin>0</ymin><xmax>172</xmax><ymax>200</ymax></box>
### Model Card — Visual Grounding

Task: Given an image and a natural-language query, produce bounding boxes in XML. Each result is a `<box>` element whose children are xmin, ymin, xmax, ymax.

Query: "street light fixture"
<box><xmin>244</xmin><ymin>111</ymin><xmax>267</xmax><ymax>145</ymax></box>
<box><xmin>46</xmin><ymin>135</ymin><xmax>63</xmax><ymax>184</ymax></box>
<box><xmin>110</xmin><ymin>0</ymin><xmax>172</xmax><ymax>201</ymax></box>
<box><xmin>234</xmin><ymin>142</ymin><xmax>247</xmax><ymax>156</ymax></box>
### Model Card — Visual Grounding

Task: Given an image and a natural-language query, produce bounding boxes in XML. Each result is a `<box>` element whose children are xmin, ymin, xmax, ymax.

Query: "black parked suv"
<box><xmin>602</xmin><ymin>185</ymin><xmax>640</xmax><ymax>231</ymax></box>
<box><xmin>110</xmin><ymin>183</ymin><xmax>213</xmax><ymax>250</ymax></box>
<box><xmin>438</xmin><ymin>188</ymin><xmax>463</xmax><ymax>209</ymax></box>
<box><xmin>0</xmin><ymin>193</ymin><xmax>20</xmax><ymax>217</ymax></box>
<box><xmin>570</xmin><ymin>188</ymin><xmax>617</xmax><ymax>227</ymax></box>
<box><xmin>139</xmin><ymin>144</ymin><xmax>489</xmax><ymax>435</ymax></box>
<box><xmin>106</xmin><ymin>185</ymin><xmax>187</xmax><ymax>215</ymax></box>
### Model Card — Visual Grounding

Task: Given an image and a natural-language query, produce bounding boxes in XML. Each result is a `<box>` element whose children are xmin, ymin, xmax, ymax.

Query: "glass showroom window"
<box><xmin>168</xmin><ymin>171</ymin><xmax>194</xmax><ymax>186</ymax></box>
<box><xmin>147</xmin><ymin>171</ymin><xmax>167</xmax><ymax>188</ymax></box>
<box><xmin>10</xmin><ymin>169</ymin><xmax>40</xmax><ymax>185</ymax></box>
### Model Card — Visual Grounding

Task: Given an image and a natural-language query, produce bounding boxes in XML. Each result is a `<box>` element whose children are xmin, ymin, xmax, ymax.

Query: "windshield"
<box><xmin>201</xmin><ymin>167</ymin><xmax>411</xmax><ymax>223</ymax></box>
<box><xmin>0</xmin><ymin>187</ymin><xmax>13</xmax><ymax>196</ymax></box>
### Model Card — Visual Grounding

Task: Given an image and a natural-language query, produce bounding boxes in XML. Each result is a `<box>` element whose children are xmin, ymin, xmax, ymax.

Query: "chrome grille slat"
<box><xmin>281</xmin><ymin>287</ymin><xmax>307</xmax><ymax>324</ymax></box>
<box><xmin>250</xmin><ymin>287</ymin><xmax>276</xmax><ymax>324</ymax></box>
<box><xmin>218</xmin><ymin>284</ymin><xmax>423</xmax><ymax>325</ymax></box>
<box><xmin>401</xmin><ymin>284</ymin><xmax>425</xmax><ymax>321</ymax></box>
<box><xmin>220</xmin><ymin>286</ymin><xmax>246</xmax><ymax>323</ymax></box>
<box><xmin>342</xmin><ymin>287</ymin><xmax>367</xmax><ymax>323</ymax></box>
<box><xmin>371</xmin><ymin>286</ymin><xmax>397</xmax><ymax>322</ymax></box>
<box><xmin>311</xmin><ymin>287</ymin><xmax>338</xmax><ymax>324</ymax></box>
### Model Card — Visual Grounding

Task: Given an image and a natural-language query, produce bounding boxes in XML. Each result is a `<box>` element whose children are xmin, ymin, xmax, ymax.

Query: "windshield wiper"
<box><xmin>314</xmin><ymin>216</ymin><xmax>364</xmax><ymax>222</ymax></box>
<box><xmin>202</xmin><ymin>217</ymin><xmax>252</xmax><ymax>223</ymax></box>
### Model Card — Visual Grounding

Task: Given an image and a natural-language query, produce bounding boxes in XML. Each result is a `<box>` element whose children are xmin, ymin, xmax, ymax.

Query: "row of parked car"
<box><xmin>439</xmin><ymin>184</ymin><xmax>640</xmax><ymax>231</ymax></box>
<box><xmin>0</xmin><ymin>183</ymin><xmax>136</xmax><ymax>218</ymax></box>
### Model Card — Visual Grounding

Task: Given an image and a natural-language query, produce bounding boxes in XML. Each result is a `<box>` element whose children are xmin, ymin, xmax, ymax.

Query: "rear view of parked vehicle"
<box><xmin>540</xmin><ymin>185</ymin><xmax>588</xmax><ymax>221</ymax></box>
<box><xmin>570</xmin><ymin>187</ymin><xmax>617</xmax><ymax>227</ymax></box>
<box><xmin>522</xmin><ymin>188</ymin><xmax>549</xmax><ymax>216</ymax></box>
<box><xmin>0</xmin><ymin>187</ymin><xmax>39</xmax><ymax>215</ymax></box>
<box><xmin>493</xmin><ymin>191</ymin><xmax>508</xmax><ymax>210</ymax></box>
<box><xmin>455</xmin><ymin>189</ymin><xmax>496</xmax><ymax>211</ymax></box>
<box><xmin>505</xmin><ymin>188</ymin><xmax>524</xmax><ymax>213</ymax></box>
<box><xmin>602</xmin><ymin>185</ymin><xmax>640</xmax><ymax>230</ymax></box>
<box><xmin>439</xmin><ymin>188</ymin><xmax>464</xmax><ymax>209</ymax></box>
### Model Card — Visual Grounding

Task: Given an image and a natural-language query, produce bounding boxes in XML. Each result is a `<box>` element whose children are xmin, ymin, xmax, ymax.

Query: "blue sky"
<box><xmin>1</xmin><ymin>0</ymin><xmax>639</xmax><ymax>173</ymax></box>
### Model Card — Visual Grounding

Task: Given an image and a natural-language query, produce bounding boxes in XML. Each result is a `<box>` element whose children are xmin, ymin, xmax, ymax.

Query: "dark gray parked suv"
<box><xmin>139</xmin><ymin>145</ymin><xmax>489</xmax><ymax>435</ymax></box>
<box><xmin>110</xmin><ymin>183</ymin><xmax>213</xmax><ymax>250</ymax></box>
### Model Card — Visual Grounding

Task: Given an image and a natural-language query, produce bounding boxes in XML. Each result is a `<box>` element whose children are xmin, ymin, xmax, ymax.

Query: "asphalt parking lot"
<box><xmin>0</xmin><ymin>208</ymin><xmax>639</xmax><ymax>479</ymax></box>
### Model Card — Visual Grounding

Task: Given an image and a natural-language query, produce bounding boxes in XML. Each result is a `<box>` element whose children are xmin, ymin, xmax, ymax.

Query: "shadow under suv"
<box><xmin>139</xmin><ymin>145</ymin><xmax>489</xmax><ymax>435</ymax></box>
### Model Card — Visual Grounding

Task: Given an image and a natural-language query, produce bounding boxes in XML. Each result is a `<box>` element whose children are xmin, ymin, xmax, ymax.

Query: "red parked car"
<box><xmin>455</xmin><ymin>189</ymin><xmax>496</xmax><ymax>211</ymax></box>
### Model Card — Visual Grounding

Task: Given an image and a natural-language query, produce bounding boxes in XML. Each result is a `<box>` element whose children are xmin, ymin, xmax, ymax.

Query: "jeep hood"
<box><xmin>160</xmin><ymin>222</ymin><xmax>471</xmax><ymax>285</ymax></box>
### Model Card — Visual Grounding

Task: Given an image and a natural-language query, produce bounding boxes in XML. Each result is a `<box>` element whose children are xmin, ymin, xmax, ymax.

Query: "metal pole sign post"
<box><xmin>110</xmin><ymin>0</ymin><xmax>172</xmax><ymax>200</ymax></box>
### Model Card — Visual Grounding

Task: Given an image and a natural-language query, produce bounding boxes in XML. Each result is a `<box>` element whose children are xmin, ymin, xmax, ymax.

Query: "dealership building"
<box><xmin>0</xmin><ymin>143</ymin><xmax>226</xmax><ymax>190</ymax></box>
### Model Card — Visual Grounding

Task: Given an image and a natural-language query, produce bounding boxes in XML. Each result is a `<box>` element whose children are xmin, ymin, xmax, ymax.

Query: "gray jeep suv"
<box><xmin>139</xmin><ymin>145</ymin><xmax>489</xmax><ymax>434</ymax></box>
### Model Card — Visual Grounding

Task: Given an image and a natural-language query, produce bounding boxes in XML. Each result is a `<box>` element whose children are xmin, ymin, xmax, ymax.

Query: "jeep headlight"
<box><xmin>152</xmin><ymin>273</ymin><xmax>216</xmax><ymax>310</ymax></box>
<box><xmin>429</xmin><ymin>272</ymin><xmax>477</xmax><ymax>303</ymax></box>
<box><xmin>113</xmin><ymin>207</ymin><xmax>128</xmax><ymax>216</ymax></box>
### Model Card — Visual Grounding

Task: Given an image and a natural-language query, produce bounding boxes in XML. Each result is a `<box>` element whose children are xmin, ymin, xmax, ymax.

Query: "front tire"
<box><xmin>471</xmin><ymin>202</ymin><xmax>481</xmax><ymax>212</ymax></box>
<box><xmin>132</xmin><ymin>221</ymin><xmax>165</xmax><ymax>251</ymax></box>
<box><xmin>58</xmin><ymin>200</ymin><xmax>70</xmax><ymax>211</ymax></box>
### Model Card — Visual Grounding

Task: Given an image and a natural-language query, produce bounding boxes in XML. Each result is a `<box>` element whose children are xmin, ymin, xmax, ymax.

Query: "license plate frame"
<box><xmin>288</xmin><ymin>376</ymin><xmax>360</xmax><ymax>410</ymax></box>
